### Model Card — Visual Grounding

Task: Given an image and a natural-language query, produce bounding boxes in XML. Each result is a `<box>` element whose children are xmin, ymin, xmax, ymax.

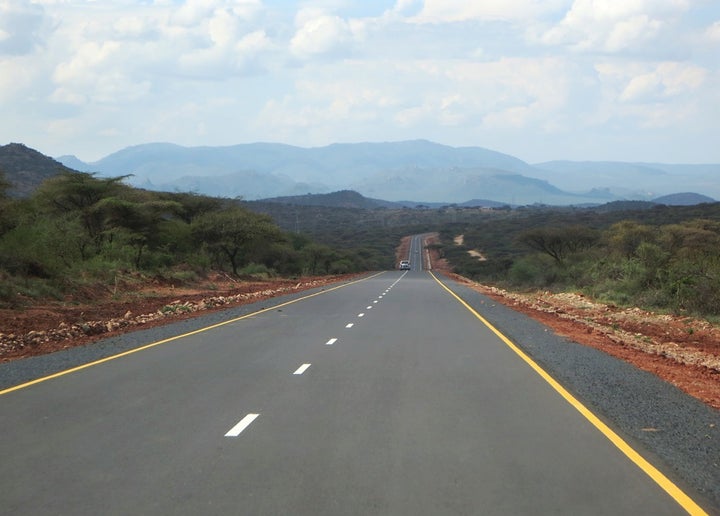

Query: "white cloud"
<box><xmin>112</xmin><ymin>15</ymin><xmax>157</xmax><ymax>40</ymax></box>
<box><xmin>49</xmin><ymin>36</ymin><xmax>155</xmax><ymax>106</ymax></box>
<box><xmin>605</xmin><ymin>15</ymin><xmax>662</xmax><ymax>51</ymax></box>
<box><xmin>170</xmin><ymin>0</ymin><xmax>261</xmax><ymax>27</ymax></box>
<box><xmin>256</xmin><ymin>56</ymin><xmax>572</xmax><ymax>142</ymax></box>
<box><xmin>0</xmin><ymin>55</ymin><xmax>39</xmax><ymax>103</ymax></box>
<box><xmin>619</xmin><ymin>62</ymin><xmax>707</xmax><ymax>101</ymax></box>
<box><xmin>592</xmin><ymin>59</ymin><xmax>711</xmax><ymax>132</ymax></box>
<box><xmin>706</xmin><ymin>20</ymin><xmax>720</xmax><ymax>42</ymax></box>
<box><xmin>0</xmin><ymin>0</ymin><xmax>51</xmax><ymax>55</ymax></box>
<box><xmin>542</xmin><ymin>0</ymin><xmax>691</xmax><ymax>52</ymax></box>
<box><xmin>290</xmin><ymin>9</ymin><xmax>354</xmax><ymax>58</ymax></box>
<box><xmin>596</xmin><ymin>60</ymin><xmax>707</xmax><ymax>104</ymax></box>
<box><xmin>392</xmin><ymin>0</ymin><xmax>421</xmax><ymax>16</ymax></box>
<box><xmin>178</xmin><ymin>28</ymin><xmax>270</xmax><ymax>76</ymax></box>
<box><xmin>411</xmin><ymin>0</ymin><xmax>567</xmax><ymax>23</ymax></box>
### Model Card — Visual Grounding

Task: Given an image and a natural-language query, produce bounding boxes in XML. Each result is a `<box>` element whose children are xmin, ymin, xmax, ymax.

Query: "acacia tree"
<box><xmin>518</xmin><ymin>225</ymin><xmax>598</xmax><ymax>265</ymax></box>
<box><xmin>604</xmin><ymin>221</ymin><xmax>657</xmax><ymax>258</ymax></box>
<box><xmin>192</xmin><ymin>208</ymin><xmax>282</xmax><ymax>275</ymax></box>
<box><xmin>33</xmin><ymin>172</ymin><xmax>132</xmax><ymax>257</ymax></box>
<box><xmin>157</xmin><ymin>191</ymin><xmax>225</xmax><ymax>224</ymax></box>
<box><xmin>302</xmin><ymin>243</ymin><xmax>337</xmax><ymax>274</ymax></box>
<box><xmin>94</xmin><ymin>196</ymin><xmax>184</xmax><ymax>268</ymax></box>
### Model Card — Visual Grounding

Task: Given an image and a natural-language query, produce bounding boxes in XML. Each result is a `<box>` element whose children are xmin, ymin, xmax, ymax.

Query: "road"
<box><xmin>0</xmin><ymin>237</ymin><xmax>710</xmax><ymax>515</ymax></box>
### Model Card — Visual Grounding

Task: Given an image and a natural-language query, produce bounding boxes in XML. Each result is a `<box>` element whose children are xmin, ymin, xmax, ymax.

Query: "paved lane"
<box><xmin>0</xmin><ymin>270</ymin><xmax>708</xmax><ymax>514</ymax></box>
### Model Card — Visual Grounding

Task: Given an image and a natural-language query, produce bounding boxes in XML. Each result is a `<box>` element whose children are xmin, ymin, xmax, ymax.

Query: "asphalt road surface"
<box><xmin>0</xmin><ymin>245</ymin><xmax>713</xmax><ymax>514</ymax></box>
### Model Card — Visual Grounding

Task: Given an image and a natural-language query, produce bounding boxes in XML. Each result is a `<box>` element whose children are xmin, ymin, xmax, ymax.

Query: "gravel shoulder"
<box><xmin>0</xmin><ymin>274</ymin><xmax>365</xmax><ymax>390</ymax></box>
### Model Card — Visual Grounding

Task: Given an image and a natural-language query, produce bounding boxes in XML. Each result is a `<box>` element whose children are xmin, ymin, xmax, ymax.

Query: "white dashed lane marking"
<box><xmin>326</xmin><ymin>338</ymin><xmax>337</xmax><ymax>345</ymax></box>
<box><xmin>293</xmin><ymin>364</ymin><xmax>311</xmax><ymax>375</ymax></box>
<box><xmin>225</xmin><ymin>413</ymin><xmax>259</xmax><ymax>437</ymax></box>
<box><xmin>346</xmin><ymin>323</ymin><xmax>354</xmax><ymax>328</ymax></box>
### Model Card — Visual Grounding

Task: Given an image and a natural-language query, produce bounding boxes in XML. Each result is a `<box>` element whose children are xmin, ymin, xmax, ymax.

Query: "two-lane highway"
<box><xmin>0</xmin><ymin>266</ymin><xmax>710</xmax><ymax>514</ymax></box>
<box><xmin>405</xmin><ymin>233</ymin><xmax>426</xmax><ymax>271</ymax></box>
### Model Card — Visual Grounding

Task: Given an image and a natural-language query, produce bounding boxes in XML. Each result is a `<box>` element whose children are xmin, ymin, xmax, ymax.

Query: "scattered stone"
<box><xmin>0</xmin><ymin>278</ymin><xmax>343</xmax><ymax>358</ymax></box>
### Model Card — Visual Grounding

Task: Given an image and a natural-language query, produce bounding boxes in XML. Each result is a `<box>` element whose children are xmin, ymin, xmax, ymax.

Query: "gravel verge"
<box><xmin>439</xmin><ymin>275</ymin><xmax>720</xmax><ymax>514</ymax></box>
<box><xmin>0</xmin><ymin>279</ymin><xmax>351</xmax><ymax>392</ymax></box>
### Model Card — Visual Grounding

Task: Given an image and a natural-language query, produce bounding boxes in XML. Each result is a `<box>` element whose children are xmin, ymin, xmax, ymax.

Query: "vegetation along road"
<box><xmin>1</xmin><ymin>235</ymin><xmax>718</xmax><ymax>515</ymax></box>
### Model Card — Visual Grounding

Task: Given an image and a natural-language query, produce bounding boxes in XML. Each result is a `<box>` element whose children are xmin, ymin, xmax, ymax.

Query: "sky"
<box><xmin>1</xmin><ymin>0</ymin><xmax>719</xmax><ymax>164</ymax></box>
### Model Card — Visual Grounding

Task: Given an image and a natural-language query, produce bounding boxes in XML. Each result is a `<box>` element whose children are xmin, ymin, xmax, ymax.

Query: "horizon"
<box><xmin>1</xmin><ymin>1</ymin><xmax>718</xmax><ymax>165</ymax></box>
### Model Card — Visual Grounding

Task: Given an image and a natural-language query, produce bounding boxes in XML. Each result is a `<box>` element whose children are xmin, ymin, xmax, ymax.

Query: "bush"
<box><xmin>238</xmin><ymin>263</ymin><xmax>275</xmax><ymax>278</ymax></box>
<box><xmin>508</xmin><ymin>255</ymin><xmax>561</xmax><ymax>288</ymax></box>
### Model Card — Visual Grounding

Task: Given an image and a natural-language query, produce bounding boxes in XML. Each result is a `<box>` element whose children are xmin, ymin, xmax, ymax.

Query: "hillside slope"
<box><xmin>0</xmin><ymin>143</ymin><xmax>73</xmax><ymax>197</ymax></box>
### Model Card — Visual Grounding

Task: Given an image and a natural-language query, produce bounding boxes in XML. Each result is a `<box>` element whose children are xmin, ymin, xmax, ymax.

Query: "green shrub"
<box><xmin>238</xmin><ymin>263</ymin><xmax>275</xmax><ymax>278</ymax></box>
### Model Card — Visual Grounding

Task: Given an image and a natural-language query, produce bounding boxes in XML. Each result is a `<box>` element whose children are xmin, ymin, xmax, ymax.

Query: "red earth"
<box><xmin>0</xmin><ymin>273</ymin><xmax>360</xmax><ymax>363</ymax></box>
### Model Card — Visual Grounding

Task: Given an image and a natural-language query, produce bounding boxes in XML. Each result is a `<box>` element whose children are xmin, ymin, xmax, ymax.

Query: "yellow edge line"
<box><xmin>1</xmin><ymin>272</ymin><xmax>385</xmax><ymax>397</ymax></box>
<box><xmin>430</xmin><ymin>271</ymin><xmax>708</xmax><ymax>516</ymax></box>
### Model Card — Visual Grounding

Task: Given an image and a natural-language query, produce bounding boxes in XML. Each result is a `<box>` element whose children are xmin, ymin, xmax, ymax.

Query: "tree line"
<box><xmin>438</xmin><ymin>204</ymin><xmax>720</xmax><ymax>317</ymax></box>
<box><xmin>0</xmin><ymin>171</ymin><xmax>374</xmax><ymax>306</ymax></box>
<box><xmin>5</xmin><ymin>167</ymin><xmax>719</xmax><ymax>318</ymax></box>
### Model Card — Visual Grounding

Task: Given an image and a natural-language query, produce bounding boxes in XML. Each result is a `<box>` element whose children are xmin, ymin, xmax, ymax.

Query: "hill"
<box><xmin>260</xmin><ymin>190</ymin><xmax>400</xmax><ymax>209</ymax></box>
<box><xmin>0</xmin><ymin>143</ymin><xmax>73</xmax><ymax>197</ymax></box>
<box><xmin>652</xmin><ymin>192</ymin><xmax>716</xmax><ymax>206</ymax></box>
<box><xmin>530</xmin><ymin>161</ymin><xmax>720</xmax><ymax>200</ymax></box>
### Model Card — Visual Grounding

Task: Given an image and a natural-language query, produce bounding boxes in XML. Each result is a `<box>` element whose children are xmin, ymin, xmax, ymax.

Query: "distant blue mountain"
<box><xmin>529</xmin><ymin>161</ymin><xmax>720</xmax><ymax>201</ymax></box>
<box><xmin>652</xmin><ymin>192</ymin><xmax>716</xmax><ymax>205</ymax></box>
<box><xmin>55</xmin><ymin>140</ymin><xmax>720</xmax><ymax>206</ymax></box>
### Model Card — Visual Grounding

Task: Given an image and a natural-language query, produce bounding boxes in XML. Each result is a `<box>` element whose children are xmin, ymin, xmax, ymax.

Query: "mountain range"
<box><xmin>56</xmin><ymin>140</ymin><xmax>718</xmax><ymax>206</ymax></box>
<box><xmin>2</xmin><ymin>140</ymin><xmax>718</xmax><ymax>206</ymax></box>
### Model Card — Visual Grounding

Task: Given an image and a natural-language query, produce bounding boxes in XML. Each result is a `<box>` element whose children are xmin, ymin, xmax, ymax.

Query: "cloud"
<box><xmin>177</xmin><ymin>28</ymin><xmax>270</xmax><ymax>76</ymax></box>
<box><xmin>592</xmin><ymin>59</ymin><xmax>711</xmax><ymax>132</ymax></box>
<box><xmin>596</xmin><ymin>60</ymin><xmax>707</xmax><ymax>103</ymax></box>
<box><xmin>256</xmin><ymin>55</ymin><xmax>572</xmax><ymax>143</ymax></box>
<box><xmin>391</xmin><ymin>0</ymin><xmax>421</xmax><ymax>16</ymax></box>
<box><xmin>170</xmin><ymin>0</ymin><xmax>261</xmax><ymax>27</ymax></box>
<box><xmin>0</xmin><ymin>55</ymin><xmax>40</xmax><ymax>104</ymax></box>
<box><xmin>0</xmin><ymin>0</ymin><xmax>51</xmax><ymax>55</ymax></box>
<box><xmin>706</xmin><ymin>20</ymin><xmax>720</xmax><ymax>42</ymax></box>
<box><xmin>542</xmin><ymin>0</ymin><xmax>690</xmax><ymax>52</ymax></box>
<box><xmin>619</xmin><ymin>62</ymin><xmax>707</xmax><ymax>101</ymax></box>
<box><xmin>411</xmin><ymin>0</ymin><xmax>566</xmax><ymax>23</ymax></box>
<box><xmin>111</xmin><ymin>15</ymin><xmax>158</xmax><ymax>41</ymax></box>
<box><xmin>176</xmin><ymin>10</ymin><xmax>271</xmax><ymax>77</ymax></box>
<box><xmin>290</xmin><ymin>9</ymin><xmax>354</xmax><ymax>58</ymax></box>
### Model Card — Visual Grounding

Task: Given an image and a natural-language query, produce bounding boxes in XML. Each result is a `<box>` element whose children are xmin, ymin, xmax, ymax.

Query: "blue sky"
<box><xmin>1</xmin><ymin>0</ymin><xmax>719</xmax><ymax>164</ymax></box>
